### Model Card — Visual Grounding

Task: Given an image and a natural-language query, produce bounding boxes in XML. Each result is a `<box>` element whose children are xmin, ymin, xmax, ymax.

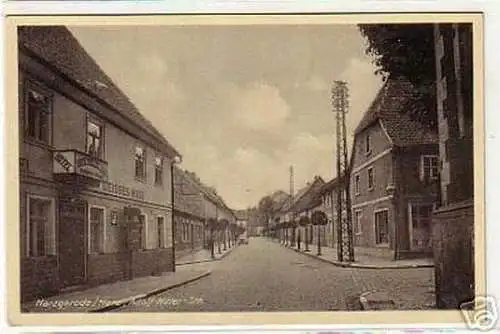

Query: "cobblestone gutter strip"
<box><xmin>89</xmin><ymin>271</ymin><xmax>212</xmax><ymax>312</ymax></box>
<box><xmin>288</xmin><ymin>246</ymin><xmax>434</xmax><ymax>269</ymax></box>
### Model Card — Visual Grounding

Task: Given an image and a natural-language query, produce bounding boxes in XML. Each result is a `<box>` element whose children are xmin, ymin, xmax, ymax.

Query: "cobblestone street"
<box><xmin>113</xmin><ymin>237</ymin><xmax>435</xmax><ymax>312</ymax></box>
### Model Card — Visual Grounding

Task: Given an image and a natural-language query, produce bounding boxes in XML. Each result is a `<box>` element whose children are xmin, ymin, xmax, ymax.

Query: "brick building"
<box><xmin>19</xmin><ymin>26</ymin><xmax>181</xmax><ymax>302</ymax></box>
<box><xmin>432</xmin><ymin>23</ymin><xmax>474</xmax><ymax>309</ymax></box>
<box><xmin>350</xmin><ymin>77</ymin><xmax>439</xmax><ymax>261</ymax></box>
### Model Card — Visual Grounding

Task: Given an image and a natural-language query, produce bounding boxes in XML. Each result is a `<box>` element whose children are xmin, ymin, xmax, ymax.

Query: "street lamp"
<box><xmin>312</xmin><ymin>210</ymin><xmax>328</xmax><ymax>256</ymax></box>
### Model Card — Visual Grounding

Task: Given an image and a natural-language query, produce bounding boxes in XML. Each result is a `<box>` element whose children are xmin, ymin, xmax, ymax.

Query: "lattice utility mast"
<box><xmin>332</xmin><ymin>80</ymin><xmax>354</xmax><ymax>262</ymax></box>
<box><xmin>289</xmin><ymin>165</ymin><xmax>294</xmax><ymax>218</ymax></box>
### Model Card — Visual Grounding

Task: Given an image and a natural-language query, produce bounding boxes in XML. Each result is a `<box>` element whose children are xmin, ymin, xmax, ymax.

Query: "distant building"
<box><xmin>318</xmin><ymin>175</ymin><xmax>347</xmax><ymax>249</ymax></box>
<box><xmin>172</xmin><ymin>167</ymin><xmax>206</xmax><ymax>258</ymax></box>
<box><xmin>350</xmin><ymin>77</ymin><xmax>439</xmax><ymax>260</ymax></box>
<box><xmin>275</xmin><ymin>176</ymin><xmax>325</xmax><ymax>245</ymax></box>
<box><xmin>432</xmin><ymin>23</ymin><xmax>474</xmax><ymax>309</ymax></box>
<box><xmin>19</xmin><ymin>26</ymin><xmax>181</xmax><ymax>302</ymax></box>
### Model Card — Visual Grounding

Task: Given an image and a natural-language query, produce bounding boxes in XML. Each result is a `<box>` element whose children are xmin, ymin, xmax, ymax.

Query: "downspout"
<box><xmin>171</xmin><ymin>156</ymin><xmax>182</xmax><ymax>272</ymax></box>
<box><xmin>393</xmin><ymin>147</ymin><xmax>400</xmax><ymax>261</ymax></box>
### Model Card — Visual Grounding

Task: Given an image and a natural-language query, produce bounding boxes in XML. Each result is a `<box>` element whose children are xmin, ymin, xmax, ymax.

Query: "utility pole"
<box><xmin>332</xmin><ymin>80</ymin><xmax>354</xmax><ymax>262</ymax></box>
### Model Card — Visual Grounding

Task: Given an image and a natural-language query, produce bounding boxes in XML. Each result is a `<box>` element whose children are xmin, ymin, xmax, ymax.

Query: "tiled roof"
<box><xmin>173</xmin><ymin>167</ymin><xmax>203</xmax><ymax>218</ymax></box>
<box><xmin>280</xmin><ymin>176</ymin><xmax>325</xmax><ymax>214</ymax></box>
<box><xmin>354</xmin><ymin>77</ymin><xmax>438</xmax><ymax>146</ymax></box>
<box><xmin>18</xmin><ymin>26</ymin><xmax>181</xmax><ymax>158</ymax></box>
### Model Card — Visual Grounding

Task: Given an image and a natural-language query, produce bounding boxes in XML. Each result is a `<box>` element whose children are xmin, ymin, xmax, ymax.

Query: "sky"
<box><xmin>69</xmin><ymin>24</ymin><xmax>384</xmax><ymax>210</ymax></box>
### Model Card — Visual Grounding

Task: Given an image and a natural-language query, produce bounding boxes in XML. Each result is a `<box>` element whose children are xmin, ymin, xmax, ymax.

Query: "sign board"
<box><xmin>53</xmin><ymin>150</ymin><xmax>108</xmax><ymax>182</ymax></box>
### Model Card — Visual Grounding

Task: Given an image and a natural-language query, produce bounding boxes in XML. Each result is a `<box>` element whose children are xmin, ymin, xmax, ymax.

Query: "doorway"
<box><xmin>58</xmin><ymin>197</ymin><xmax>86</xmax><ymax>287</ymax></box>
<box><xmin>408</xmin><ymin>203</ymin><xmax>433</xmax><ymax>251</ymax></box>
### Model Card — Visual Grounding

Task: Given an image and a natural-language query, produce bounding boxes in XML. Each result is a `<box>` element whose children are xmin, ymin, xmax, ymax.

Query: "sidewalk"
<box><xmin>176</xmin><ymin>243</ymin><xmax>238</xmax><ymax>265</ymax></box>
<box><xmin>22</xmin><ymin>266</ymin><xmax>211</xmax><ymax>313</ymax></box>
<box><xmin>280</xmin><ymin>241</ymin><xmax>434</xmax><ymax>269</ymax></box>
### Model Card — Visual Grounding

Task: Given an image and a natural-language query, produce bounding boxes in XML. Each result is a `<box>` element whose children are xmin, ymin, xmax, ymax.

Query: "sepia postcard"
<box><xmin>5</xmin><ymin>13</ymin><xmax>485</xmax><ymax>328</ymax></box>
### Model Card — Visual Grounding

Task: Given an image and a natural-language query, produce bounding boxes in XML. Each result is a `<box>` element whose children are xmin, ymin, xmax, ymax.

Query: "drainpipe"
<box><xmin>171</xmin><ymin>156</ymin><xmax>182</xmax><ymax>272</ymax></box>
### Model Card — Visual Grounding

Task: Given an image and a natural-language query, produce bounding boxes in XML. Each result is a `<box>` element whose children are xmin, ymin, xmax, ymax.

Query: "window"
<box><xmin>155</xmin><ymin>156</ymin><xmax>163</xmax><ymax>186</ymax></box>
<box><xmin>421</xmin><ymin>155</ymin><xmax>439</xmax><ymax>181</ymax></box>
<box><xmin>367</xmin><ymin>167</ymin><xmax>374</xmax><ymax>190</ymax></box>
<box><xmin>135</xmin><ymin>146</ymin><xmax>146</xmax><ymax>180</ymax></box>
<box><xmin>139</xmin><ymin>214</ymin><xmax>147</xmax><ymax>249</ymax></box>
<box><xmin>375</xmin><ymin>210</ymin><xmax>389</xmax><ymax>245</ymax></box>
<box><xmin>365</xmin><ymin>133</ymin><xmax>372</xmax><ymax>154</ymax></box>
<box><xmin>27</xmin><ymin>196</ymin><xmax>55</xmax><ymax>257</ymax></box>
<box><xmin>354</xmin><ymin>174</ymin><xmax>360</xmax><ymax>195</ymax></box>
<box><xmin>25</xmin><ymin>86</ymin><xmax>52</xmax><ymax>144</ymax></box>
<box><xmin>89</xmin><ymin>206</ymin><xmax>105</xmax><ymax>254</ymax></box>
<box><xmin>86</xmin><ymin>119</ymin><xmax>103</xmax><ymax>158</ymax></box>
<box><xmin>411</xmin><ymin>204</ymin><xmax>433</xmax><ymax>230</ymax></box>
<box><xmin>157</xmin><ymin>216</ymin><xmax>165</xmax><ymax>248</ymax></box>
<box><xmin>354</xmin><ymin>210</ymin><xmax>362</xmax><ymax>235</ymax></box>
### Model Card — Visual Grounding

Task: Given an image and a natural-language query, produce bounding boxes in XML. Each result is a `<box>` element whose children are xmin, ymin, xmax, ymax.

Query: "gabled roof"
<box><xmin>280</xmin><ymin>176</ymin><xmax>325</xmax><ymax>214</ymax></box>
<box><xmin>173</xmin><ymin>167</ymin><xmax>204</xmax><ymax>217</ymax></box>
<box><xmin>355</xmin><ymin>77</ymin><xmax>438</xmax><ymax>146</ymax></box>
<box><xmin>18</xmin><ymin>26</ymin><xmax>181</xmax><ymax>159</ymax></box>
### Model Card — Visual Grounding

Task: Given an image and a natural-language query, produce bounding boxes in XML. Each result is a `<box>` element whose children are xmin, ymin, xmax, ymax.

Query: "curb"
<box><xmin>286</xmin><ymin>245</ymin><xmax>434</xmax><ymax>269</ymax></box>
<box><xmin>89</xmin><ymin>271</ymin><xmax>212</xmax><ymax>312</ymax></box>
<box><xmin>176</xmin><ymin>245</ymin><xmax>238</xmax><ymax>266</ymax></box>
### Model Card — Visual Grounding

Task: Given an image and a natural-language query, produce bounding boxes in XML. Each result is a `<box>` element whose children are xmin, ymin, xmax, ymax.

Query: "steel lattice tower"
<box><xmin>332</xmin><ymin>80</ymin><xmax>354</xmax><ymax>262</ymax></box>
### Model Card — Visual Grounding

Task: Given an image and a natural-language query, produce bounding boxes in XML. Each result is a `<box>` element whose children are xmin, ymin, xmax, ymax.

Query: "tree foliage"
<box><xmin>257</xmin><ymin>195</ymin><xmax>276</xmax><ymax>231</ymax></box>
<box><xmin>358</xmin><ymin>24</ymin><xmax>437</xmax><ymax>128</ymax></box>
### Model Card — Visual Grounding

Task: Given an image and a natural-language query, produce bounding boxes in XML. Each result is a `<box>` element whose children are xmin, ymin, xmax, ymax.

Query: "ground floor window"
<box><xmin>157</xmin><ymin>216</ymin><xmax>165</xmax><ymax>248</ymax></box>
<box><xmin>27</xmin><ymin>196</ymin><xmax>56</xmax><ymax>257</ymax></box>
<box><xmin>354</xmin><ymin>210</ymin><xmax>362</xmax><ymax>235</ymax></box>
<box><xmin>374</xmin><ymin>209</ymin><xmax>389</xmax><ymax>245</ymax></box>
<box><xmin>89</xmin><ymin>206</ymin><xmax>105</xmax><ymax>254</ymax></box>
<box><xmin>139</xmin><ymin>213</ymin><xmax>147</xmax><ymax>249</ymax></box>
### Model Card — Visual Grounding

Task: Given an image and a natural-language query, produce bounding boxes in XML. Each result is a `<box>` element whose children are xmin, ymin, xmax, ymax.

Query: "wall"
<box><xmin>432</xmin><ymin>201</ymin><xmax>474</xmax><ymax>308</ymax></box>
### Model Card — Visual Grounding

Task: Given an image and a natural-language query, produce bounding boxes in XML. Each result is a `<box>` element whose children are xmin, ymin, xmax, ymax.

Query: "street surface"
<box><xmin>113</xmin><ymin>237</ymin><xmax>434</xmax><ymax>312</ymax></box>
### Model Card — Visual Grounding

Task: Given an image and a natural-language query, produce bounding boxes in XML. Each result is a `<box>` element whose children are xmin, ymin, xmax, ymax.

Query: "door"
<box><xmin>59</xmin><ymin>197</ymin><xmax>86</xmax><ymax>287</ymax></box>
<box><xmin>409</xmin><ymin>203</ymin><xmax>433</xmax><ymax>251</ymax></box>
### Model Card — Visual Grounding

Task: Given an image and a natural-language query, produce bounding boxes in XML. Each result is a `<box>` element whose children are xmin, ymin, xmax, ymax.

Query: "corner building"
<box><xmin>19</xmin><ymin>26</ymin><xmax>181</xmax><ymax>301</ymax></box>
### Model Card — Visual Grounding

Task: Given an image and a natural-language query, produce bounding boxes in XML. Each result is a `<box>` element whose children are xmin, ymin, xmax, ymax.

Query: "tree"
<box><xmin>358</xmin><ymin>24</ymin><xmax>437</xmax><ymax>128</ymax></box>
<box><xmin>257</xmin><ymin>196</ymin><xmax>276</xmax><ymax>235</ymax></box>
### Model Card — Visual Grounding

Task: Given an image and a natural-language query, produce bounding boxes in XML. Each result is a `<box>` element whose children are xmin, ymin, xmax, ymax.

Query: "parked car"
<box><xmin>238</xmin><ymin>235</ymin><xmax>249</xmax><ymax>245</ymax></box>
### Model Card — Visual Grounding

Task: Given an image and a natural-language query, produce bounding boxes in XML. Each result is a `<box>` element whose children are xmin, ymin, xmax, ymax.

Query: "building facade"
<box><xmin>173</xmin><ymin>168</ymin><xmax>205</xmax><ymax>258</ymax></box>
<box><xmin>319</xmin><ymin>176</ymin><xmax>348</xmax><ymax>249</ymax></box>
<box><xmin>174</xmin><ymin>170</ymin><xmax>237</xmax><ymax>256</ymax></box>
<box><xmin>19</xmin><ymin>26</ymin><xmax>181</xmax><ymax>302</ymax></box>
<box><xmin>432</xmin><ymin>23</ymin><xmax>474</xmax><ymax>309</ymax></box>
<box><xmin>350</xmin><ymin>77</ymin><xmax>439</xmax><ymax>260</ymax></box>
